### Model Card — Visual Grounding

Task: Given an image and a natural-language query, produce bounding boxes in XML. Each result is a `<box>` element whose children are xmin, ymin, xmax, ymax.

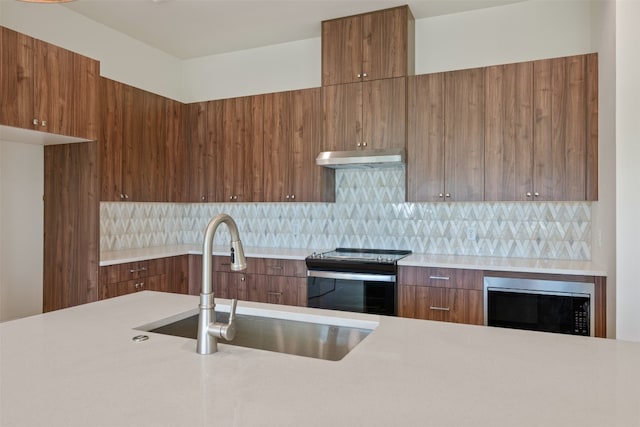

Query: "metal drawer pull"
<box><xmin>429</xmin><ymin>306</ymin><xmax>450</xmax><ymax>311</ymax></box>
<box><xmin>267</xmin><ymin>292</ymin><xmax>283</xmax><ymax>296</ymax></box>
<box><xmin>429</xmin><ymin>276</ymin><xmax>450</xmax><ymax>281</ymax></box>
<box><xmin>129</xmin><ymin>267</ymin><xmax>147</xmax><ymax>273</ymax></box>
<box><xmin>269</xmin><ymin>266</ymin><xmax>283</xmax><ymax>270</ymax></box>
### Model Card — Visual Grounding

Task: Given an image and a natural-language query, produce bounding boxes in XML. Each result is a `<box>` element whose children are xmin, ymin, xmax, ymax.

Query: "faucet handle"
<box><xmin>207</xmin><ymin>299</ymin><xmax>238</xmax><ymax>341</ymax></box>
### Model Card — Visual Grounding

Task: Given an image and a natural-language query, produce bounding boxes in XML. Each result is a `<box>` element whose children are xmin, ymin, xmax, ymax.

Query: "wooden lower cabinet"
<box><xmin>398</xmin><ymin>266</ymin><xmax>484</xmax><ymax>325</ymax></box>
<box><xmin>188</xmin><ymin>254</ymin><xmax>306</xmax><ymax>307</ymax></box>
<box><xmin>99</xmin><ymin>256</ymin><xmax>188</xmax><ymax>300</ymax></box>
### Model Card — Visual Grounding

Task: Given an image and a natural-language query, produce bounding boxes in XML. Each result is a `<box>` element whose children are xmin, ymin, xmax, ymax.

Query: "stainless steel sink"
<box><xmin>137</xmin><ymin>309</ymin><xmax>376</xmax><ymax>361</ymax></box>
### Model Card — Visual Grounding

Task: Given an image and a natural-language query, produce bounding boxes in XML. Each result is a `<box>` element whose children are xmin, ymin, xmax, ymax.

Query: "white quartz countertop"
<box><xmin>1</xmin><ymin>292</ymin><xmax>637</xmax><ymax>426</ymax></box>
<box><xmin>100</xmin><ymin>245</ymin><xmax>607</xmax><ymax>276</ymax></box>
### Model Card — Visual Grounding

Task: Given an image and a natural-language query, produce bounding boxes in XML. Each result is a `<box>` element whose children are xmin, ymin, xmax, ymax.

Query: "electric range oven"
<box><xmin>305</xmin><ymin>248</ymin><xmax>411</xmax><ymax>316</ymax></box>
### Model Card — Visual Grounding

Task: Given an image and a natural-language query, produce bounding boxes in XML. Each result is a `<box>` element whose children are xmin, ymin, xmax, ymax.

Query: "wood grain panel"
<box><xmin>141</xmin><ymin>90</ymin><xmax>167</xmax><ymax>201</ymax></box>
<box><xmin>263</xmin><ymin>91</ymin><xmax>290</xmax><ymax>202</ymax></box>
<box><xmin>43</xmin><ymin>142</ymin><xmax>99</xmax><ymax>312</ymax></box>
<box><xmin>165</xmin><ymin>99</ymin><xmax>187</xmax><ymax>202</ymax></box>
<box><xmin>362</xmin><ymin>77</ymin><xmax>406</xmax><ymax>149</ymax></box>
<box><xmin>444</xmin><ymin>68</ymin><xmax>485</xmax><ymax>201</ymax></box>
<box><xmin>267</xmin><ymin>276</ymin><xmax>302</xmax><ymax>306</ymax></box>
<box><xmin>0</xmin><ymin>27</ymin><xmax>34</xmax><ymax>129</ymax></box>
<box><xmin>398</xmin><ymin>285</ymin><xmax>416</xmax><ymax>318</ymax></box>
<box><xmin>99</xmin><ymin>77</ymin><xmax>123</xmax><ymax>201</ymax></box>
<box><xmin>322</xmin><ymin>82</ymin><xmax>362</xmax><ymax>151</ymax></box>
<box><xmin>188</xmin><ymin>254</ymin><xmax>202</xmax><ymax>296</ymax></box>
<box><xmin>399</xmin><ymin>266</ymin><xmax>483</xmax><ymax>290</ymax></box>
<box><xmin>586</xmin><ymin>53</ymin><xmax>599</xmax><ymax>201</ymax></box>
<box><xmin>484</xmin><ymin>62</ymin><xmax>533</xmax><ymax>201</ymax></box>
<box><xmin>407</xmin><ymin>73</ymin><xmax>445</xmax><ymax>202</ymax></box>
<box><xmin>361</xmin><ymin>6</ymin><xmax>410</xmax><ymax>81</ymax></box>
<box><xmin>321</xmin><ymin>14</ymin><xmax>361</xmax><ymax>86</ymax></box>
<box><xmin>71</xmin><ymin>51</ymin><xmax>99</xmax><ymax>140</ymax></box>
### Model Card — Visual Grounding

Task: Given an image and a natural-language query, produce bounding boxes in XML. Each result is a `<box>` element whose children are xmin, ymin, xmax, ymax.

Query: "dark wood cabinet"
<box><xmin>321</xmin><ymin>6</ymin><xmax>414</xmax><ymax>86</ymax></box>
<box><xmin>323</xmin><ymin>77</ymin><xmax>406</xmax><ymax>152</ymax></box>
<box><xmin>484</xmin><ymin>54</ymin><xmax>598</xmax><ymax>201</ymax></box>
<box><xmin>1</xmin><ymin>26</ymin><xmax>99</xmax><ymax>140</ymax></box>
<box><xmin>99</xmin><ymin>256</ymin><xmax>189</xmax><ymax>300</ymax></box>
<box><xmin>398</xmin><ymin>266</ymin><xmax>483</xmax><ymax>325</ymax></box>
<box><xmin>222</xmin><ymin>95</ymin><xmax>264</xmax><ymax>202</ymax></box>
<box><xmin>100</xmin><ymin>78</ymin><xmax>185</xmax><ymax>202</ymax></box>
<box><xmin>187</xmin><ymin>100</ymin><xmax>224</xmax><ymax>202</ymax></box>
<box><xmin>408</xmin><ymin>69</ymin><xmax>484</xmax><ymax>202</ymax></box>
<box><xmin>43</xmin><ymin>142</ymin><xmax>99</xmax><ymax>312</ymax></box>
<box><xmin>264</xmin><ymin>88</ymin><xmax>335</xmax><ymax>202</ymax></box>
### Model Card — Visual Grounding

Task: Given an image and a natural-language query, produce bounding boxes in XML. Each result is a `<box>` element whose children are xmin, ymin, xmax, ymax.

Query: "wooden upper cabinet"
<box><xmin>1</xmin><ymin>26</ymin><xmax>99</xmax><ymax>140</ymax></box>
<box><xmin>323</xmin><ymin>77</ymin><xmax>406</xmax><ymax>151</ymax></box>
<box><xmin>484</xmin><ymin>62</ymin><xmax>534</xmax><ymax>201</ymax></box>
<box><xmin>99</xmin><ymin>77</ymin><xmax>124</xmax><ymax>201</ymax></box>
<box><xmin>264</xmin><ymin>88</ymin><xmax>335</xmax><ymax>202</ymax></box>
<box><xmin>532</xmin><ymin>54</ymin><xmax>598</xmax><ymax>201</ymax></box>
<box><xmin>165</xmin><ymin>99</ymin><xmax>188</xmax><ymax>202</ymax></box>
<box><xmin>407</xmin><ymin>69</ymin><xmax>484</xmax><ymax>202</ymax></box>
<box><xmin>222</xmin><ymin>95</ymin><xmax>264</xmax><ymax>202</ymax></box>
<box><xmin>322</xmin><ymin>6</ymin><xmax>414</xmax><ymax>86</ymax></box>
<box><xmin>484</xmin><ymin>54</ymin><xmax>598</xmax><ymax>201</ymax></box>
<box><xmin>187</xmin><ymin>100</ymin><xmax>224</xmax><ymax>202</ymax></box>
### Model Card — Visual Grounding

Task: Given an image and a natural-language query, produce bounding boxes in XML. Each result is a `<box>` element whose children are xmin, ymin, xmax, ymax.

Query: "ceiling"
<box><xmin>61</xmin><ymin>0</ymin><xmax>528</xmax><ymax>60</ymax></box>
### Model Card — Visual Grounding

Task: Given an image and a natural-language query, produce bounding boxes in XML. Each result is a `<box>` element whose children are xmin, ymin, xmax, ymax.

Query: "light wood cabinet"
<box><xmin>321</xmin><ymin>6</ymin><xmax>414</xmax><ymax>86</ymax></box>
<box><xmin>323</xmin><ymin>77</ymin><xmax>406</xmax><ymax>151</ymax></box>
<box><xmin>484</xmin><ymin>54</ymin><xmax>598</xmax><ymax>201</ymax></box>
<box><xmin>0</xmin><ymin>26</ymin><xmax>99</xmax><ymax>140</ymax></box>
<box><xmin>264</xmin><ymin>88</ymin><xmax>335</xmax><ymax>202</ymax></box>
<box><xmin>407</xmin><ymin>69</ymin><xmax>484</xmax><ymax>202</ymax></box>
<box><xmin>187</xmin><ymin>100</ymin><xmax>224</xmax><ymax>202</ymax></box>
<box><xmin>99</xmin><ymin>256</ymin><xmax>189</xmax><ymax>300</ymax></box>
<box><xmin>398</xmin><ymin>266</ymin><xmax>483</xmax><ymax>325</ymax></box>
<box><xmin>222</xmin><ymin>95</ymin><xmax>264</xmax><ymax>202</ymax></box>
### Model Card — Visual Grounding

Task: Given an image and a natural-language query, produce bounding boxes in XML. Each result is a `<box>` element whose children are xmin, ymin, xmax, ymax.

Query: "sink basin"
<box><xmin>136</xmin><ymin>308</ymin><xmax>377</xmax><ymax>361</ymax></box>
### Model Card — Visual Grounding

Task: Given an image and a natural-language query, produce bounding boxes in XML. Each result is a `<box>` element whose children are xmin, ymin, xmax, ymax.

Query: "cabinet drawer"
<box><xmin>213</xmin><ymin>255</ymin><xmax>261</xmax><ymax>274</ymax></box>
<box><xmin>400</xmin><ymin>285</ymin><xmax>483</xmax><ymax>325</ymax></box>
<box><xmin>260</xmin><ymin>258</ymin><xmax>306</xmax><ymax>277</ymax></box>
<box><xmin>399</xmin><ymin>266</ymin><xmax>483</xmax><ymax>290</ymax></box>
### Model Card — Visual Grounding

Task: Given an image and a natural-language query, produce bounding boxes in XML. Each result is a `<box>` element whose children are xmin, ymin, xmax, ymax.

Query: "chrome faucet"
<box><xmin>196</xmin><ymin>214</ymin><xmax>247</xmax><ymax>355</ymax></box>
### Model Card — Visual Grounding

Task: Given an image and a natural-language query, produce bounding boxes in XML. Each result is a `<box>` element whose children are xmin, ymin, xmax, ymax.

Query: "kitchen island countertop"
<box><xmin>1</xmin><ymin>291</ymin><xmax>636</xmax><ymax>426</ymax></box>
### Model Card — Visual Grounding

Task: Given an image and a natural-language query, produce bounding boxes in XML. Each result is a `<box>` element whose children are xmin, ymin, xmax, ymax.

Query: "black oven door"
<box><xmin>307</xmin><ymin>271</ymin><xmax>397</xmax><ymax>316</ymax></box>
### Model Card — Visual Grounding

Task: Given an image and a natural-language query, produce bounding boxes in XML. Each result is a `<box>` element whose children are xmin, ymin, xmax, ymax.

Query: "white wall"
<box><xmin>616</xmin><ymin>0</ymin><xmax>640</xmax><ymax>342</ymax></box>
<box><xmin>0</xmin><ymin>0</ymin><xmax>182</xmax><ymax>101</ymax></box>
<box><xmin>0</xmin><ymin>141</ymin><xmax>43</xmax><ymax>322</ymax></box>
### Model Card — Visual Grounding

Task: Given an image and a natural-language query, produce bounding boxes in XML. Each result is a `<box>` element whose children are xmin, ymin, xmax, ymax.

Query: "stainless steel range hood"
<box><xmin>315</xmin><ymin>148</ymin><xmax>405</xmax><ymax>169</ymax></box>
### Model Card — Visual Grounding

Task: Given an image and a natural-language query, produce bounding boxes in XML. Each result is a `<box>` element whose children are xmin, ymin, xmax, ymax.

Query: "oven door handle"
<box><xmin>307</xmin><ymin>270</ymin><xmax>396</xmax><ymax>283</ymax></box>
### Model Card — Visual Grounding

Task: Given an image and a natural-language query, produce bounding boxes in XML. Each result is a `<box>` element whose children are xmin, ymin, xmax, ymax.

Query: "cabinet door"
<box><xmin>533</xmin><ymin>55</ymin><xmax>593</xmax><ymax>201</ymax></box>
<box><xmin>187</xmin><ymin>100</ymin><xmax>223</xmax><ymax>202</ymax></box>
<box><xmin>322</xmin><ymin>82</ymin><xmax>362</xmax><ymax>151</ymax></box>
<box><xmin>165</xmin><ymin>99</ymin><xmax>187</xmax><ymax>202</ymax></box>
<box><xmin>444</xmin><ymin>68</ymin><xmax>485</xmax><ymax>201</ymax></box>
<box><xmin>267</xmin><ymin>276</ymin><xmax>302</xmax><ymax>306</ymax></box>
<box><xmin>0</xmin><ymin>27</ymin><xmax>35</xmax><ymax>129</ymax></box>
<box><xmin>71</xmin><ymin>50</ymin><xmax>99</xmax><ymax>140</ymax></box>
<box><xmin>222</xmin><ymin>95</ymin><xmax>264</xmax><ymax>202</ymax></box>
<box><xmin>321</xmin><ymin>14</ymin><xmax>362</xmax><ymax>86</ymax></box>
<box><xmin>361</xmin><ymin>7</ymin><xmax>410</xmax><ymax>81</ymax></box>
<box><xmin>407</xmin><ymin>73</ymin><xmax>445</xmax><ymax>202</ymax></box>
<box><xmin>99</xmin><ymin>77</ymin><xmax>124</xmax><ymax>201</ymax></box>
<box><xmin>414</xmin><ymin>287</ymin><xmax>482</xmax><ymax>325</ymax></box>
<box><xmin>263</xmin><ymin>91</ymin><xmax>291</xmax><ymax>202</ymax></box>
<box><xmin>484</xmin><ymin>62</ymin><xmax>534</xmax><ymax>201</ymax></box>
<box><xmin>362</xmin><ymin>77</ymin><xmax>406</xmax><ymax>150</ymax></box>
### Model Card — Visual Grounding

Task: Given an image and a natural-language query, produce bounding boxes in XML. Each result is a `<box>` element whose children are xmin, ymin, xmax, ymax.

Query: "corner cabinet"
<box><xmin>263</xmin><ymin>88</ymin><xmax>335</xmax><ymax>202</ymax></box>
<box><xmin>407</xmin><ymin>69</ymin><xmax>485</xmax><ymax>202</ymax></box>
<box><xmin>321</xmin><ymin>6</ymin><xmax>414</xmax><ymax>86</ymax></box>
<box><xmin>484</xmin><ymin>54</ymin><xmax>598</xmax><ymax>201</ymax></box>
<box><xmin>398</xmin><ymin>266</ymin><xmax>484</xmax><ymax>325</ymax></box>
<box><xmin>1</xmin><ymin>26</ymin><xmax>99</xmax><ymax>140</ymax></box>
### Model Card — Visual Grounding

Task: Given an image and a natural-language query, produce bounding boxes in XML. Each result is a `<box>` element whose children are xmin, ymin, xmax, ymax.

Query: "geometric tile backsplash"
<box><xmin>100</xmin><ymin>167</ymin><xmax>592</xmax><ymax>260</ymax></box>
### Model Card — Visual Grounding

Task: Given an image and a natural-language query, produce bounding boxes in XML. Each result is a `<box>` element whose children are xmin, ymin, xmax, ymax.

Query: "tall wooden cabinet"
<box><xmin>321</xmin><ymin>6</ymin><xmax>414</xmax><ymax>86</ymax></box>
<box><xmin>264</xmin><ymin>88</ymin><xmax>334</xmax><ymax>202</ymax></box>
<box><xmin>187</xmin><ymin>100</ymin><xmax>224</xmax><ymax>202</ymax></box>
<box><xmin>222</xmin><ymin>95</ymin><xmax>264</xmax><ymax>202</ymax></box>
<box><xmin>484</xmin><ymin>54</ymin><xmax>598</xmax><ymax>201</ymax></box>
<box><xmin>407</xmin><ymin>68</ymin><xmax>485</xmax><ymax>202</ymax></box>
<box><xmin>322</xmin><ymin>77</ymin><xmax>406</xmax><ymax>151</ymax></box>
<box><xmin>43</xmin><ymin>142</ymin><xmax>99</xmax><ymax>312</ymax></box>
<box><xmin>0</xmin><ymin>26</ymin><xmax>99</xmax><ymax>140</ymax></box>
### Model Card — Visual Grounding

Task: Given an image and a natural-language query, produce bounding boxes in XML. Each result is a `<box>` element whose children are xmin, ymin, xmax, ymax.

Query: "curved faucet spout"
<box><xmin>197</xmin><ymin>213</ymin><xmax>246</xmax><ymax>355</ymax></box>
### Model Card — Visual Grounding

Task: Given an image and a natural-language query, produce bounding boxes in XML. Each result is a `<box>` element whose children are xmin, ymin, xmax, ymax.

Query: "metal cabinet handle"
<box><xmin>41</xmin><ymin>120</ymin><xmax>47</xmax><ymax>127</ymax></box>
<box><xmin>526</xmin><ymin>192</ymin><xmax>532</xmax><ymax>197</ymax></box>
<box><xmin>357</xmin><ymin>143</ymin><xmax>362</xmax><ymax>147</ymax></box>
<box><xmin>534</xmin><ymin>192</ymin><xmax>540</xmax><ymax>197</ymax></box>
<box><xmin>129</xmin><ymin>267</ymin><xmax>147</xmax><ymax>274</ymax></box>
<box><xmin>290</xmin><ymin>194</ymin><xmax>295</xmax><ymax>200</ymax></box>
<box><xmin>429</xmin><ymin>306</ymin><xmax>450</xmax><ymax>312</ymax></box>
<box><xmin>201</xmin><ymin>196</ymin><xmax>206</xmax><ymax>201</ymax></box>
<box><xmin>267</xmin><ymin>292</ymin><xmax>283</xmax><ymax>296</ymax></box>
<box><xmin>362</xmin><ymin>73</ymin><xmax>368</xmax><ymax>77</ymax></box>
<box><xmin>356</xmin><ymin>73</ymin><xmax>361</xmax><ymax>78</ymax></box>
<box><xmin>33</xmin><ymin>118</ymin><xmax>39</xmax><ymax>125</ymax></box>
<box><xmin>429</xmin><ymin>276</ymin><xmax>450</xmax><ymax>281</ymax></box>
<box><xmin>240</xmin><ymin>276</ymin><xmax>245</xmax><ymax>281</ymax></box>
<box><xmin>445</xmin><ymin>193</ymin><xmax>451</xmax><ymax>198</ymax></box>
<box><xmin>362</xmin><ymin>141</ymin><xmax>367</xmax><ymax>147</ymax></box>
<box><xmin>438</xmin><ymin>193</ymin><xmax>444</xmax><ymax>198</ymax></box>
